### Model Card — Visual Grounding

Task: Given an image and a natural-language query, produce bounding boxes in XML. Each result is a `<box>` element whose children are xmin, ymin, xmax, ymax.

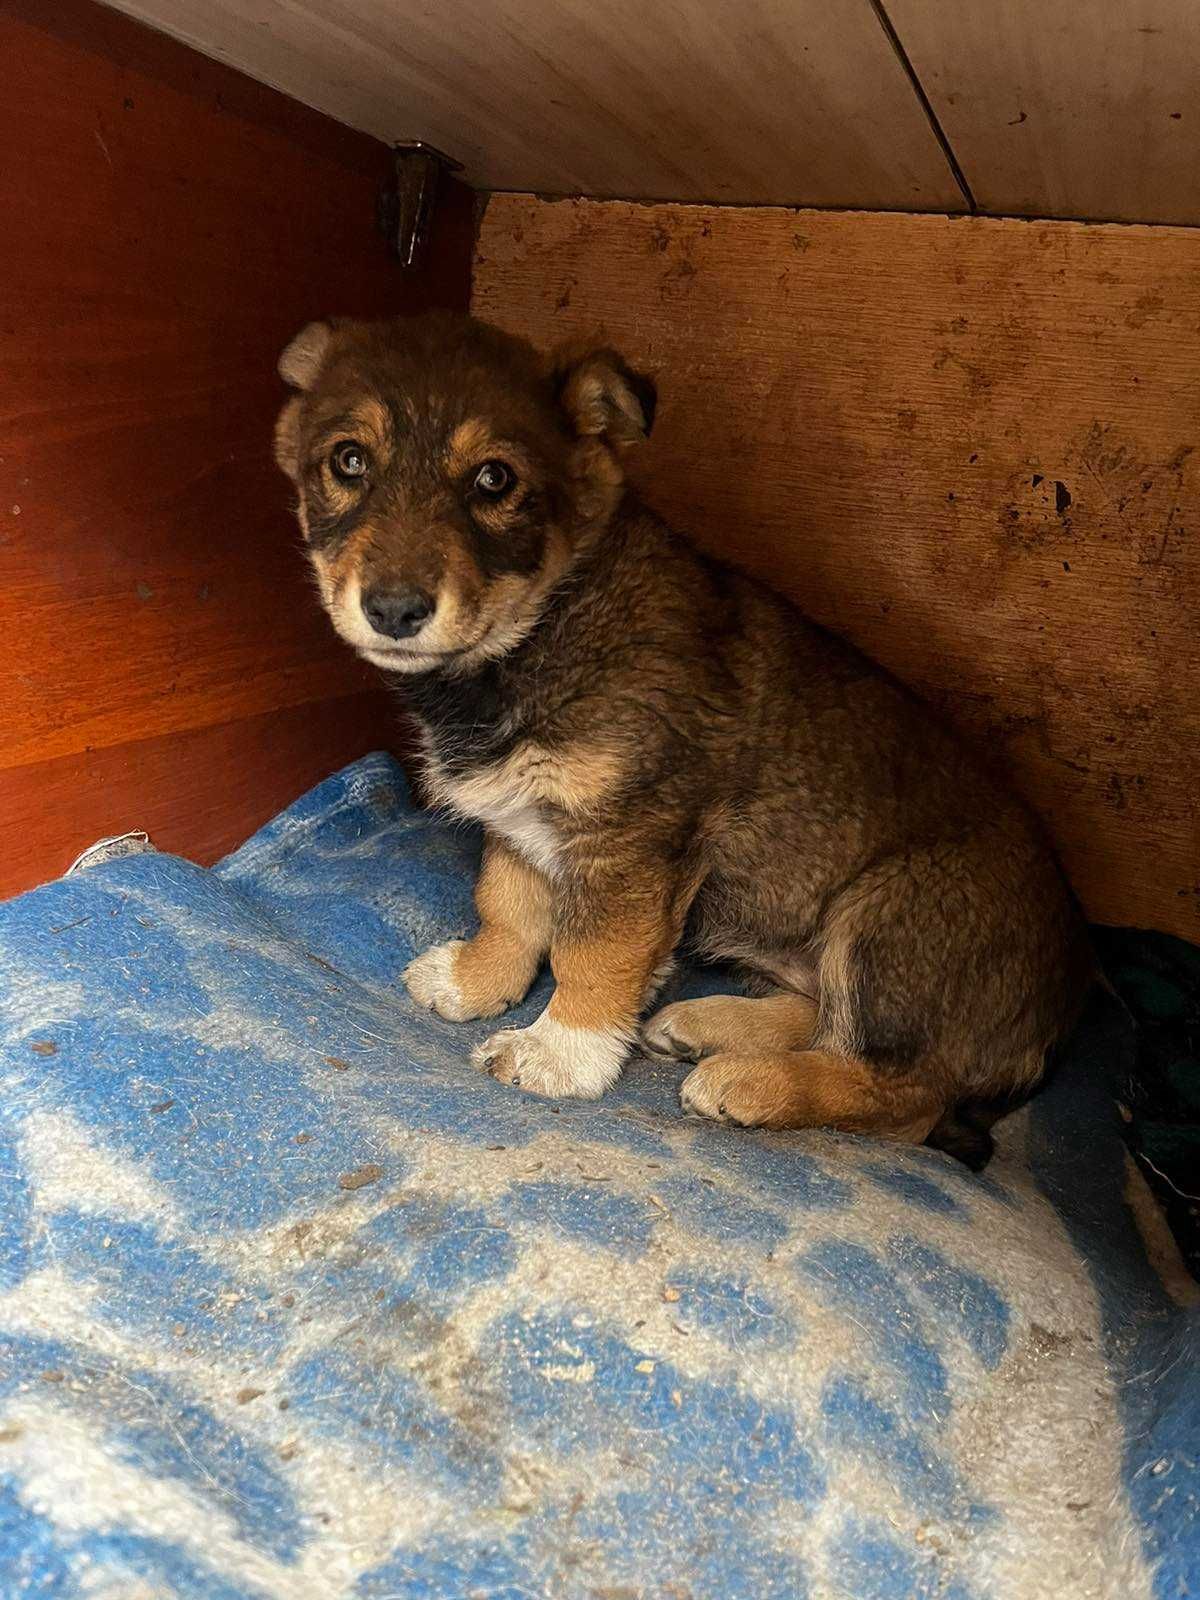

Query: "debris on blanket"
<box><xmin>65</xmin><ymin>830</ymin><xmax>156</xmax><ymax>875</ymax></box>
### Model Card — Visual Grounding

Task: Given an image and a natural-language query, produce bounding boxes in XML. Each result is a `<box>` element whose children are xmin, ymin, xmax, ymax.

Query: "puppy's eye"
<box><xmin>473</xmin><ymin>460</ymin><xmax>512</xmax><ymax>499</ymax></box>
<box><xmin>331</xmin><ymin>440</ymin><xmax>369</xmax><ymax>481</ymax></box>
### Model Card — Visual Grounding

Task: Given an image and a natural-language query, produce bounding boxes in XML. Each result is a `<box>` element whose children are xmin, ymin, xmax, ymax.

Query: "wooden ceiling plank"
<box><xmin>103</xmin><ymin>0</ymin><xmax>967</xmax><ymax>210</ymax></box>
<box><xmin>885</xmin><ymin>0</ymin><xmax>1200</xmax><ymax>224</ymax></box>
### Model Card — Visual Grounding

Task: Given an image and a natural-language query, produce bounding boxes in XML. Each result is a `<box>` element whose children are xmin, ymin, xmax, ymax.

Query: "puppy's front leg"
<box><xmin>475</xmin><ymin>862</ymin><xmax>676</xmax><ymax>1100</ymax></box>
<box><xmin>405</xmin><ymin>836</ymin><xmax>552</xmax><ymax>1020</ymax></box>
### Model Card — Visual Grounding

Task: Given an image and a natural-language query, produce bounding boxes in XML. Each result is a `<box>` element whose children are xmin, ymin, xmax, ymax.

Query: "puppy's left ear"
<box><xmin>552</xmin><ymin>345</ymin><xmax>657</xmax><ymax>448</ymax></box>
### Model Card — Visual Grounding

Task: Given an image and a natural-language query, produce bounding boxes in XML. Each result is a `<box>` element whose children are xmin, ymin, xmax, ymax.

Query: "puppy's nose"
<box><xmin>361</xmin><ymin>584</ymin><xmax>434</xmax><ymax>640</ymax></box>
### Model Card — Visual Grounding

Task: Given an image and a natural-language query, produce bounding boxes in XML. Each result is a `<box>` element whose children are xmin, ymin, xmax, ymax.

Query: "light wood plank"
<box><xmin>475</xmin><ymin>195</ymin><xmax>1200</xmax><ymax>939</ymax></box>
<box><xmin>887</xmin><ymin>0</ymin><xmax>1200</xmax><ymax>223</ymax></box>
<box><xmin>104</xmin><ymin>0</ymin><xmax>964</xmax><ymax>210</ymax></box>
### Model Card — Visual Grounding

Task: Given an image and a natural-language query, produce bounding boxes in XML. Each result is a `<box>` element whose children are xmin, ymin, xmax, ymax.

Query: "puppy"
<box><xmin>274</xmin><ymin>312</ymin><xmax>1092</xmax><ymax>1165</ymax></box>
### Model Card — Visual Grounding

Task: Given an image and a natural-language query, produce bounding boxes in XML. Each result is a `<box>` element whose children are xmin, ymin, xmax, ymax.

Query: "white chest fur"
<box><xmin>423</xmin><ymin>742</ymin><xmax>566</xmax><ymax>877</ymax></box>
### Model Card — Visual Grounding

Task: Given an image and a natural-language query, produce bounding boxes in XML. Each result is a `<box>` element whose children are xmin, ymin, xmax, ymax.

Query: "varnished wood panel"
<box><xmin>101</xmin><ymin>0</ymin><xmax>964</xmax><ymax>210</ymax></box>
<box><xmin>887</xmin><ymin>0</ymin><xmax>1200</xmax><ymax>224</ymax></box>
<box><xmin>475</xmin><ymin>196</ymin><xmax>1200</xmax><ymax>938</ymax></box>
<box><xmin>0</xmin><ymin>692</ymin><xmax>403</xmax><ymax>894</ymax></box>
<box><xmin>0</xmin><ymin>0</ymin><xmax>470</xmax><ymax>897</ymax></box>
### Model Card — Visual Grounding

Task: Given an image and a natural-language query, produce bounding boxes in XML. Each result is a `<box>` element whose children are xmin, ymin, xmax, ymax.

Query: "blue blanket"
<box><xmin>1</xmin><ymin>754</ymin><xmax>1196</xmax><ymax>1599</ymax></box>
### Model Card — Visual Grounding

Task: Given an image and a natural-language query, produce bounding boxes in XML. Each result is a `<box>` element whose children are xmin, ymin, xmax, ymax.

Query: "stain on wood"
<box><xmin>475</xmin><ymin>197</ymin><xmax>1200</xmax><ymax>938</ymax></box>
<box><xmin>0</xmin><ymin>0</ymin><xmax>469</xmax><ymax>897</ymax></box>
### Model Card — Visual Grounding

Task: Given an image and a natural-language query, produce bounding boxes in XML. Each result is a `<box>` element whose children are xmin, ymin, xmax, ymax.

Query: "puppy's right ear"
<box><xmin>278</xmin><ymin>320</ymin><xmax>333</xmax><ymax>390</ymax></box>
<box><xmin>275</xmin><ymin>321</ymin><xmax>334</xmax><ymax>480</ymax></box>
<box><xmin>273</xmin><ymin>397</ymin><xmax>304</xmax><ymax>481</ymax></box>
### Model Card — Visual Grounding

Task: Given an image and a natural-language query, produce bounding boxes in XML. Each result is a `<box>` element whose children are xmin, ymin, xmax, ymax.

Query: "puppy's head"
<box><xmin>274</xmin><ymin>312</ymin><xmax>655</xmax><ymax>673</ymax></box>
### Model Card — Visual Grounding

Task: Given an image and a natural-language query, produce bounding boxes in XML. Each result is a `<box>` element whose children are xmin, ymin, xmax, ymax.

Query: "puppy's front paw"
<box><xmin>404</xmin><ymin>941</ymin><xmax>489</xmax><ymax>1022</ymax></box>
<box><xmin>473</xmin><ymin>1016</ymin><xmax>627</xmax><ymax>1100</ymax></box>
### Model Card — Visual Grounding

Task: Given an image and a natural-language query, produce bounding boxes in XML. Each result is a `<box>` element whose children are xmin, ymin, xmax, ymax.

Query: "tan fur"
<box><xmin>332</xmin><ymin>397</ymin><xmax>392</xmax><ymax>459</ymax></box>
<box><xmin>552</xmin><ymin>342</ymin><xmax>653</xmax><ymax>447</ymax></box>
<box><xmin>548</xmin><ymin>896</ymin><xmax>676</xmax><ymax>1035</ymax></box>
<box><xmin>568</xmin><ymin>438</ymin><xmax>626</xmax><ymax>526</ymax></box>
<box><xmin>319</xmin><ymin>523</ymin><xmax>376</xmax><ymax>590</ymax></box>
<box><xmin>445</xmin><ymin>418</ymin><xmax>499</xmax><ymax>477</ymax></box>
<box><xmin>644</xmin><ymin>993</ymin><xmax>819</xmax><ymax>1060</ymax></box>
<box><xmin>545</xmin><ymin>745</ymin><xmax>626</xmax><ymax>814</ymax></box>
<box><xmin>278</xmin><ymin>319</ymin><xmax>332</xmax><ymax>390</ymax></box>
<box><xmin>273</xmin><ymin>397</ymin><xmax>303</xmax><ymax>477</ymax></box>
<box><xmin>452</xmin><ymin>840</ymin><xmax>552</xmax><ymax>1016</ymax></box>
<box><xmin>424</xmin><ymin>740</ymin><xmax>628</xmax><ymax>883</ymax></box>
<box><xmin>434</xmin><ymin>741</ymin><xmax>624</xmax><ymax>819</ymax></box>
<box><xmin>681</xmin><ymin>1050</ymin><xmax>942</xmax><ymax>1139</ymax></box>
<box><xmin>562</xmin><ymin>370</ymin><xmax>613</xmax><ymax>436</ymax></box>
<box><xmin>810</xmin><ymin>923</ymin><xmax>860</xmax><ymax>1064</ymax></box>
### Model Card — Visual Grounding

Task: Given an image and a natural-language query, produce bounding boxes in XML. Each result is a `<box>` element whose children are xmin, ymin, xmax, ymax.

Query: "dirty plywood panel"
<box><xmin>887</xmin><ymin>0</ymin><xmax>1200</xmax><ymax>224</ymax></box>
<box><xmin>103</xmin><ymin>0</ymin><xmax>965</xmax><ymax>210</ymax></box>
<box><xmin>475</xmin><ymin>196</ymin><xmax>1200</xmax><ymax>938</ymax></box>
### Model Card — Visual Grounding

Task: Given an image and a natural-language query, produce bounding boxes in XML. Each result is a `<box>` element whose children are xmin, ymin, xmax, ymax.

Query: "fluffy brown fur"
<box><xmin>275</xmin><ymin>311</ymin><xmax>1093</xmax><ymax>1165</ymax></box>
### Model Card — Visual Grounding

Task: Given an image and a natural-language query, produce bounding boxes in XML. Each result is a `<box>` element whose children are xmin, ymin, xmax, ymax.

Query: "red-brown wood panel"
<box><xmin>0</xmin><ymin>0</ymin><xmax>474</xmax><ymax>895</ymax></box>
<box><xmin>0</xmin><ymin>690</ymin><xmax>411</xmax><ymax>898</ymax></box>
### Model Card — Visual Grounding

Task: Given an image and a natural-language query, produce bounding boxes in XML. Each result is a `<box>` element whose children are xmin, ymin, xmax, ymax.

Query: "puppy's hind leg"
<box><xmin>643</xmin><ymin>991</ymin><xmax>818</xmax><ymax>1063</ymax></box>
<box><xmin>680</xmin><ymin>1048</ymin><xmax>942</xmax><ymax>1140</ymax></box>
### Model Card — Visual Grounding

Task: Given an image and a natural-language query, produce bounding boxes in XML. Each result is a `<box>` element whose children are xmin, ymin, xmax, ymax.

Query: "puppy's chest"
<box><xmin>419</xmin><ymin>743</ymin><xmax>569</xmax><ymax>876</ymax></box>
<box><xmin>423</xmin><ymin>736</ymin><xmax>622</xmax><ymax>878</ymax></box>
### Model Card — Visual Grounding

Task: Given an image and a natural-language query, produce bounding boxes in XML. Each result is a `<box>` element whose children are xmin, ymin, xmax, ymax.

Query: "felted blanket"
<box><xmin>0</xmin><ymin>753</ymin><xmax>1196</xmax><ymax>1600</ymax></box>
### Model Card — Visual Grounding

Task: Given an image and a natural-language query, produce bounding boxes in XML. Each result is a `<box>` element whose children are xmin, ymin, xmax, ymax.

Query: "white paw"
<box><xmin>472</xmin><ymin>1014</ymin><xmax>628</xmax><ymax>1100</ymax></box>
<box><xmin>403</xmin><ymin>941</ymin><xmax>477</xmax><ymax>1022</ymax></box>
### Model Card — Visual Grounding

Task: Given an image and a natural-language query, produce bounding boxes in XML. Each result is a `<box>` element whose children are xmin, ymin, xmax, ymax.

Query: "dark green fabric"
<box><xmin>1094</xmin><ymin>926</ymin><xmax>1200</xmax><ymax>1280</ymax></box>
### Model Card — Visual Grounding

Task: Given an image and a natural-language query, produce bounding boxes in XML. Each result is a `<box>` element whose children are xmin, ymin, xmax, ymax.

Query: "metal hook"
<box><xmin>379</xmin><ymin>141</ymin><xmax>464</xmax><ymax>269</ymax></box>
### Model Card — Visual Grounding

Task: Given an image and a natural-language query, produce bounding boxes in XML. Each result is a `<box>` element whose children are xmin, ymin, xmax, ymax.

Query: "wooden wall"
<box><xmin>0</xmin><ymin>0</ymin><xmax>473</xmax><ymax>897</ymax></box>
<box><xmin>475</xmin><ymin>196</ymin><xmax>1200</xmax><ymax>939</ymax></box>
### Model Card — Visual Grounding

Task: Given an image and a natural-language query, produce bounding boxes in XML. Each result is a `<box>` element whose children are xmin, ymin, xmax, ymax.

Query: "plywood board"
<box><xmin>475</xmin><ymin>196</ymin><xmax>1200</xmax><ymax>939</ymax></box>
<box><xmin>101</xmin><ymin>0</ymin><xmax>965</xmax><ymax>211</ymax></box>
<box><xmin>887</xmin><ymin>0</ymin><xmax>1200</xmax><ymax>224</ymax></box>
<box><xmin>0</xmin><ymin>0</ymin><xmax>470</xmax><ymax>897</ymax></box>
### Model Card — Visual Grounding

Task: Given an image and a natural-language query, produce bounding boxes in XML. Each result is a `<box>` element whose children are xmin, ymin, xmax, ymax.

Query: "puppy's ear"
<box><xmin>552</xmin><ymin>343</ymin><xmax>657</xmax><ymax>448</ymax></box>
<box><xmin>273</xmin><ymin>396</ymin><xmax>304</xmax><ymax>481</ymax></box>
<box><xmin>278</xmin><ymin>320</ymin><xmax>333</xmax><ymax>390</ymax></box>
<box><xmin>275</xmin><ymin>320</ymin><xmax>334</xmax><ymax>480</ymax></box>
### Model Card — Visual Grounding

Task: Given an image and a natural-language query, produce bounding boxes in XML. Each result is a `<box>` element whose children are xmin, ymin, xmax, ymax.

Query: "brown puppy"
<box><xmin>275</xmin><ymin>311</ymin><xmax>1092</xmax><ymax>1165</ymax></box>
